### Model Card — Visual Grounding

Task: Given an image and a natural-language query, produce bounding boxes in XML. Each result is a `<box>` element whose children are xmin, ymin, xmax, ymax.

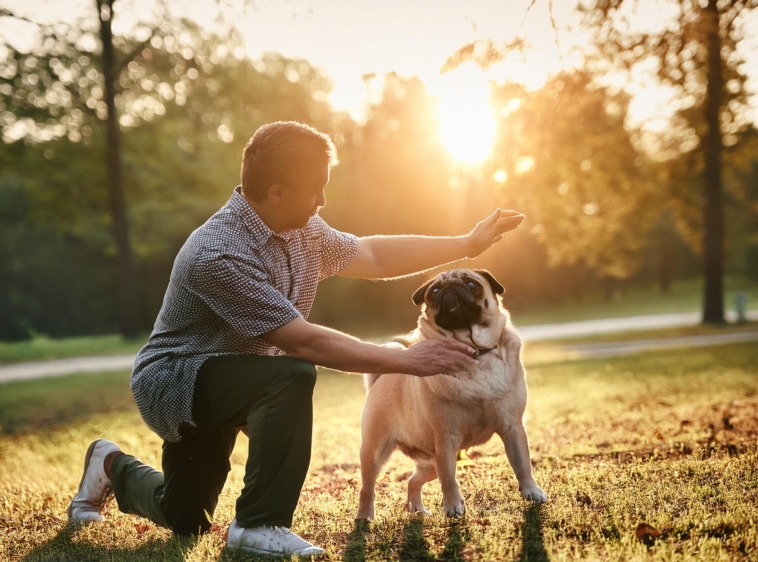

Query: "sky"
<box><xmin>2</xmin><ymin>0</ymin><xmax>758</xmax><ymax>142</ymax></box>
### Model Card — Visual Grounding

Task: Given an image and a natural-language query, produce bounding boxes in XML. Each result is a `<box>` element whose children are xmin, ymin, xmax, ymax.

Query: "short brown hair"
<box><xmin>240</xmin><ymin>121</ymin><xmax>339</xmax><ymax>201</ymax></box>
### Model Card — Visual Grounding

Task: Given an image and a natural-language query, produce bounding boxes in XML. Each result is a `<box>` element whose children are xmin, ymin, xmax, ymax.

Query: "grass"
<box><xmin>1</xmin><ymin>342</ymin><xmax>757</xmax><ymax>560</ymax></box>
<box><xmin>0</xmin><ymin>334</ymin><xmax>146</xmax><ymax>365</ymax></box>
<box><xmin>511</xmin><ymin>277</ymin><xmax>758</xmax><ymax>326</ymax></box>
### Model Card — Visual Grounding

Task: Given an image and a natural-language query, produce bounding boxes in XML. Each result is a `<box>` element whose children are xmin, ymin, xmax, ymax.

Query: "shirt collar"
<box><xmin>228</xmin><ymin>186</ymin><xmax>275</xmax><ymax>245</ymax></box>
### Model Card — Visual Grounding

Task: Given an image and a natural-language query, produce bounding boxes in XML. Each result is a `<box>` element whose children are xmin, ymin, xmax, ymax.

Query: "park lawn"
<box><xmin>0</xmin><ymin>334</ymin><xmax>147</xmax><ymax>365</ymax></box>
<box><xmin>511</xmin><ymin>277</ymin><xmax>758</xmax><ymax>326</ymax></box>
<box><xmin>0</xmin><ymin>343</ymin><xmax>757</xmax><ymax>561</ymax></box>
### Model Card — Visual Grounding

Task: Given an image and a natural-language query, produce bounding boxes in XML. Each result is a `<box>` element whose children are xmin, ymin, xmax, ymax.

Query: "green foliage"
<box><xmin>1</xmin><ymin>6</ymin><xmax>757</xmax><ymax>339</ymax></box>
<box><xmin>493</xmin><ymin>71</ymin><xmax>658</xmax><ymax>279</ymax></box>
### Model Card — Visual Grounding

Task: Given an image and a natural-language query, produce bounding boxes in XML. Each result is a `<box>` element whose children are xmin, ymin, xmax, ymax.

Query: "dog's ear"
<box><xmin>473</xmin><ymin>270</ymin><xmax>505</xmax><ymax>295</ymax></box>
<box><xmin>412</xmin><ymin>278</ymin><xmax>434</xmax><ymax>306</ymax></box>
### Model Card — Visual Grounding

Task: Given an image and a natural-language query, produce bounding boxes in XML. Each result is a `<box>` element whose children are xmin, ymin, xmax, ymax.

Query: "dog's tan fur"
<box><xmin>357</xmin><ymin>269</ymin><xmax>547</xmax><ymax>520</ymax></box>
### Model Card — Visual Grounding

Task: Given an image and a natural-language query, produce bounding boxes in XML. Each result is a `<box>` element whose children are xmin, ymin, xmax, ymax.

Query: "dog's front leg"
<box><xmin>434</xmin><ymin>436</ymin><xmax>465</xmax><ymax>517</ymax></box>
<box><xmin>499</xmin><ymin>423</ymin><xmax>547</xmax><ymax>503</ymax></box>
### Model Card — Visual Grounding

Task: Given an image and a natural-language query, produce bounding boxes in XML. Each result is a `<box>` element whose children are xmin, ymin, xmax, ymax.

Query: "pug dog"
<box><xmin>356</xmin><ymin>269</ymin><xmax>547</xmax><ymax>520</ymax></box>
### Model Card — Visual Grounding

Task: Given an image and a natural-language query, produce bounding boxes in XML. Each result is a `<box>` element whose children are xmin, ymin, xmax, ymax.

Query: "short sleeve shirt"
<box><xmin>131</xmin><ymin>187</ymin><xmax>358</xmax><ymax>442</ymax></box>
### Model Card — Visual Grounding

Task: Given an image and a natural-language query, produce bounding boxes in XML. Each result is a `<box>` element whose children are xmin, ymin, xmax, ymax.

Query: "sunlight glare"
<box><xmin>433</xmin><ymin>64</ymin><xmax>497</xmax><ymax>165</ymax></box>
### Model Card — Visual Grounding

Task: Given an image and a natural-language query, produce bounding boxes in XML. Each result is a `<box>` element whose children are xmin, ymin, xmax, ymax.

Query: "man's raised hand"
<box><xmin>466</xmin><ymin>209</ymin><xmax>525</xmax><ymax>258</ymax></box>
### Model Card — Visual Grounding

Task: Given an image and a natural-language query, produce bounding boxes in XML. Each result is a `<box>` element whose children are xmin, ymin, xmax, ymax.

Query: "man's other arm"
<box><xmin>338</xmin><ymin>209</ymin><xmax>525</xmax><ymax>280</ymax></box>
<box><xmin>261</xmin><ymin>317</ymin><xmax>476</xmax><ymax>376</ymax></box>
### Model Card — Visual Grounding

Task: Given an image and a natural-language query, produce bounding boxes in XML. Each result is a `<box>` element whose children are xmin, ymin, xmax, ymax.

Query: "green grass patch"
<box><xmin>0</xmin><ymin>371</ymin><xmax>135</xmax><ymax>435</ymax></box>
<box><xmin>0</xmin><ymin>334</ymin><xmax>146</xmax><ymax>365</ymax></box>
<box><xmin>512</xmin><ymin>277</ymin><xmax>758</xmax><ymax>326</ymax></box>
<box><xmin>1</xmin><ymin>343</ymin><xmax>757</xmax><ymax>560</ymax></box>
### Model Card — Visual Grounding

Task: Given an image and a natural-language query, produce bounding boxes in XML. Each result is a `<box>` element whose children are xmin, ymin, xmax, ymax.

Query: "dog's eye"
<box><xmin>466</xmin><ymin>281</ymin><xmax>477</xmax><ymax>289</ymax></box>
<box><xmin>431</xmin><ymin>287</ymin><xmax>440</xmax><ymax>294</ymax></box>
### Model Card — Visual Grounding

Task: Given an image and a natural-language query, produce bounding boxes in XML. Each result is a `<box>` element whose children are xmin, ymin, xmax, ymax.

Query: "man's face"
<box><xmin>278</xmin><ymin>165</ymin><xmax>329</xmax><ymax>230</ymax></box>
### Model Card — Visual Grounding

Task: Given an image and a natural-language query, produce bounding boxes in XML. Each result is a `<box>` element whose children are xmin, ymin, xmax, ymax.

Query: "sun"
<box><xmin>432</xmin><ymin>64</ymin><xmax>497</xmax><ymax>165</ymax></box>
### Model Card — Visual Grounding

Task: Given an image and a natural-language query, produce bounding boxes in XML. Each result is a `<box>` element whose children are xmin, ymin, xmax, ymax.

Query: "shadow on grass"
<box><xmin>518</xmin><ymin>503</ymin><xmax>549</xmax><ymax>562</ymax></box>
<box><xmin>19</xmin><ymin>525</ymin><xmax>199</xmax><ymax>562</ymax></box>
<box><xmin>399</xmin><ymin>515</ymin><xmax>435</xmax><ymax>561</ymax></box>
<box><xmin>440</xmin><ymin>519</ymin><xmax>469</xmax><ymax>561</ymax></box>
<box><xmin>397</xmin><ymin>515</ymin><xmax>469</xmax><ymax>562</ymax></box>
<box><xmin>344</xmin><ymin>518</ymin><xmax>371</xmax><ymax>562</ymax></box>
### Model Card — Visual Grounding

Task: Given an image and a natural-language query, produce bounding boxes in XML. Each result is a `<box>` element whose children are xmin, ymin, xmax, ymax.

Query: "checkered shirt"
<box><xmin>131</xmin><ymin>186</ymin><xmax>358</xmax><ymax>442</ymax></box>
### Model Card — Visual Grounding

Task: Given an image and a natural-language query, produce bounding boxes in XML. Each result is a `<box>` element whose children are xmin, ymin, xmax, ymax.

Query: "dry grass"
<box><xmin>1</xmin><ymin>342</ymin><xmax>757</xmax><ymax>561</ymax></box>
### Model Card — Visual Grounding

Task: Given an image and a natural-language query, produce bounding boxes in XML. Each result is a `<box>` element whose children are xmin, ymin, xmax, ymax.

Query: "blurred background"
<box><xmin>1</xmin><ymin>0</ymin><xmax>757</xmax><ymax>343</ymax></box>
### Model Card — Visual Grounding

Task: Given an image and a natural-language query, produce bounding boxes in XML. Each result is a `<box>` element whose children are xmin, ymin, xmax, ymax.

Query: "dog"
<box><xmin>356</xmin><ymin>269</ymin><xmax>547</xmax><ymax>520</ymax></box>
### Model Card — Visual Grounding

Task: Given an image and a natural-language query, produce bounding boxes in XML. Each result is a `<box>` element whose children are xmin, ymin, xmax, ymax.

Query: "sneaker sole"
<box><xmin>229</xmin><ymin>544</ymin><xmax>324</xmax><ymax>557</ymax></box>
<box><xmin>67</xmin><ymin>439</ymin><xmax>110</xmax><ymax>525</ymax></box>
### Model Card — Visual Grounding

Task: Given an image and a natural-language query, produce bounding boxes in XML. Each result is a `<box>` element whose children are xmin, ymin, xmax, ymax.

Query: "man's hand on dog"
<box><xmin>402</xmin><ymin>339</ymin><xmax>478</xmax><ymax>376</ymax></box>
<box><xmin>467</xmin><ymin>209</ymin><xmax>525</xmax><ymax>258</ymax></box>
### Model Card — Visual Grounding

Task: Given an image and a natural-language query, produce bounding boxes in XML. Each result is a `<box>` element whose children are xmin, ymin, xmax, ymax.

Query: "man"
<box><xmin>67</xmin><ymin>121</ymin><xmax>525</xmax><ymax>556</ymax></box>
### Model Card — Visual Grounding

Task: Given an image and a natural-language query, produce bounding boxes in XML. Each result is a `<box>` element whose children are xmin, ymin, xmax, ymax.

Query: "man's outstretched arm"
<box><xmin>261</xmin><ymin>317</ymin><xmax>477</xmax><ymax>376</ymax></box>
<box><xmin>338</xmin><ymin>209</ymin><xmax>525</xmax><ymax>280</ymax></box>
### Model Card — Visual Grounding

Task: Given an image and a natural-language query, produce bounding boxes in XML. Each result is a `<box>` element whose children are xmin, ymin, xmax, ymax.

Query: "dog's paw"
<box><xmin>443</xmin><ymin>502</ymin><xmax>466</xmax><ymax>518</ymax></box>
<box><xmin>407</xmin><ymin>502</ymin><xmax>431</xmax><ymax>515</ymax></box>
<box><xmin>520</xmin><ymin>485</ymin><xmax>548</xmax><ymax>503</ymax></box>
<box><xmin>356</xmin><ymin>506</ymin><xmax>375</xmax><ymax>521</ymax></box>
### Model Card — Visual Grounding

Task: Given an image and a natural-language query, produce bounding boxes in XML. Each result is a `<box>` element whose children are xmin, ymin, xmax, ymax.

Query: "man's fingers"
<box><xmin>498</xmin><ymin>209</ymin><xmax>522</xmax><ymax>218</ymax></box>
<box><xmin>494</xmin><ymin>215</ymin><xmax>525</xmax><ymax>235</ymax></box>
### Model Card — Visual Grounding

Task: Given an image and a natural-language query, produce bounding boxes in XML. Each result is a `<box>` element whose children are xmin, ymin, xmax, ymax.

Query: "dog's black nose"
<box><xmin>442</xmin><ymin>290</ymin><xmax>459</xmax><ymax>311</ymax></box>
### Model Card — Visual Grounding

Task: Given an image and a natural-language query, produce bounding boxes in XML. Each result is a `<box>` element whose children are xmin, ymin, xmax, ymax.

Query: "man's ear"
<box><xmin>267</xmin><ymin>184</ymin><xmax>283</xmax><ymax>205</ymax></box>
<box><xmin>412</xmin><ymin>278</ymin><xmax>434</xmax><ymax>306</ymax></box>
<box><xmin>474</xmin><ymin>270</ymin><xmax>505</xmax><ymax>294</ymax></box>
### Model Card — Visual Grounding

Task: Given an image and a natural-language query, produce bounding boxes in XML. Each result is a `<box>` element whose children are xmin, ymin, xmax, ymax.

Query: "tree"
<box><xmin>0</xmin><ymin>9</ymin><xmax>340</xmax><ymax>338</ymax></box>
<box><xmin>579</xmin><ymin>0</ymin><xmax>758</xmax><ymax>323</ymax></box>
<box><xmin>0</xmin><ymin>1</ymin><xmax>159</xmax><ymax>335</ymax></box>
<box><xmin>488</xmin><ymin>71</ymin><xmax>660</xmax><ymax>283</ymax></box>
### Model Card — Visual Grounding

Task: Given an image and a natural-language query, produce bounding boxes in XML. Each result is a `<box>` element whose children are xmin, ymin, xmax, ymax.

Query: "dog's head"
<box><xmin>412</xmin><ymin>269</ymin><xmax>507</xmax><ymax>349</ymax></box>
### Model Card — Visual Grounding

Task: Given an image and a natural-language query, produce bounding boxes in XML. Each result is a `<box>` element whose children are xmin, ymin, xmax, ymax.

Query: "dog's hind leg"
<box><xmin>356</xmin><ymin>436</ymin><xmax>394</xmax><ymax>520</ymax></box>
<box><xmin>407</xmin><ymin>462</ymin><xmax>436</xmax><ymax>514</ymax></box>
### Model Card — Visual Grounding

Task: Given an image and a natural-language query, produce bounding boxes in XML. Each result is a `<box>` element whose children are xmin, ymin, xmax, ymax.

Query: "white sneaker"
<box><xmin>226</xmin><ymin>519</ymin><xmax>325</xmax><ymax>557</ymax></box>
<box><xmin>67</xmin><ymin>439</ymin><xmax>121</xmax><ymax>526</ymax></box>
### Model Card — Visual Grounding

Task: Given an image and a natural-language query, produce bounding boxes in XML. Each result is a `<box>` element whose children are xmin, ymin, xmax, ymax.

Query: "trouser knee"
<box><xmin>280</xmin><ymin>360</ymin><xmax>317</xmax><ymax>393</ymax></box>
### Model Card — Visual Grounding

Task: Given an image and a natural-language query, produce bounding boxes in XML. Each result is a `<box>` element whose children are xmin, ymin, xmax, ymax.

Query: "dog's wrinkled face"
<box><xmin>412</xmin><ymin>269</ymin><xmax>505</xmax><ymax>333</ymax></box>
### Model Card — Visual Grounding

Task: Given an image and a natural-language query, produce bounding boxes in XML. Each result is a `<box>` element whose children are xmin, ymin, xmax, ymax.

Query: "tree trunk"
<box><xmin>701</xmin><ymin>0</ymin><xmax>725</xmax><ymax>324</ymax></box>
<box><xmin>99</xmin><ymin>0</ymin><xmax>141</xmax><ymax>336</ymax></box>
<box><xmin>658</xmin><ymin>234</ymin><xmax>674</xmax><ymax>294</ymax></box>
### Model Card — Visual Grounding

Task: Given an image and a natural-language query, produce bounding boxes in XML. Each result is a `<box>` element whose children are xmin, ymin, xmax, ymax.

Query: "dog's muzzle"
<box><xmin>434</xmin><ymin>285</ymin><xmax>481</xmax><ymax>331</ymax></box>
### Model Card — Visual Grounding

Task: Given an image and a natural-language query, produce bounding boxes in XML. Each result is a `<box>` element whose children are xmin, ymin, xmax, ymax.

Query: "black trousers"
<box><xmin>110</xmin><ymin>355</ymin><xmax>317</xmax><ymax>535</ymax></box>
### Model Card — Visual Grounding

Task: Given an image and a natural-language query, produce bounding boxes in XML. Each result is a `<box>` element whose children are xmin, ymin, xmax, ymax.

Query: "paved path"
<box><xmin>1</xmin><ymin>309</ymin><xmax>756</xmax><ymax>384</ymax></box>
<box><xmin>518</xmin><ymin>309</ymin><xmax>758</xmax><ymax>341</ymax></box>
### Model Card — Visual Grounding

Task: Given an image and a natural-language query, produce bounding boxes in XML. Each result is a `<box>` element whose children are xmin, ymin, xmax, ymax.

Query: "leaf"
<box><xmin>134</xmin><ymin>523</ymin><xmax>151</xmax><ymax>535</ymax></box>
<box><xmin>635</xmin><ymin>522</ymin><xmax>660</xmax><ymax>546</ymax></box>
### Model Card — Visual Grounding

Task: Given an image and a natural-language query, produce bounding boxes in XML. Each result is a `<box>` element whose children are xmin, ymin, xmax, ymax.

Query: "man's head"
<box><xmin>241</xmin><ymin>121</ymin><xmax>339</xmax><ymax>230</ymax></box>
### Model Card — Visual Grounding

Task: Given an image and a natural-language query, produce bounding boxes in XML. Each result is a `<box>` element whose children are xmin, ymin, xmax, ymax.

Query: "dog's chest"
<box><xmin>426</xmin><ymin>352</ymin><xmax>516</xmax><ymax>403</ymax></box>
